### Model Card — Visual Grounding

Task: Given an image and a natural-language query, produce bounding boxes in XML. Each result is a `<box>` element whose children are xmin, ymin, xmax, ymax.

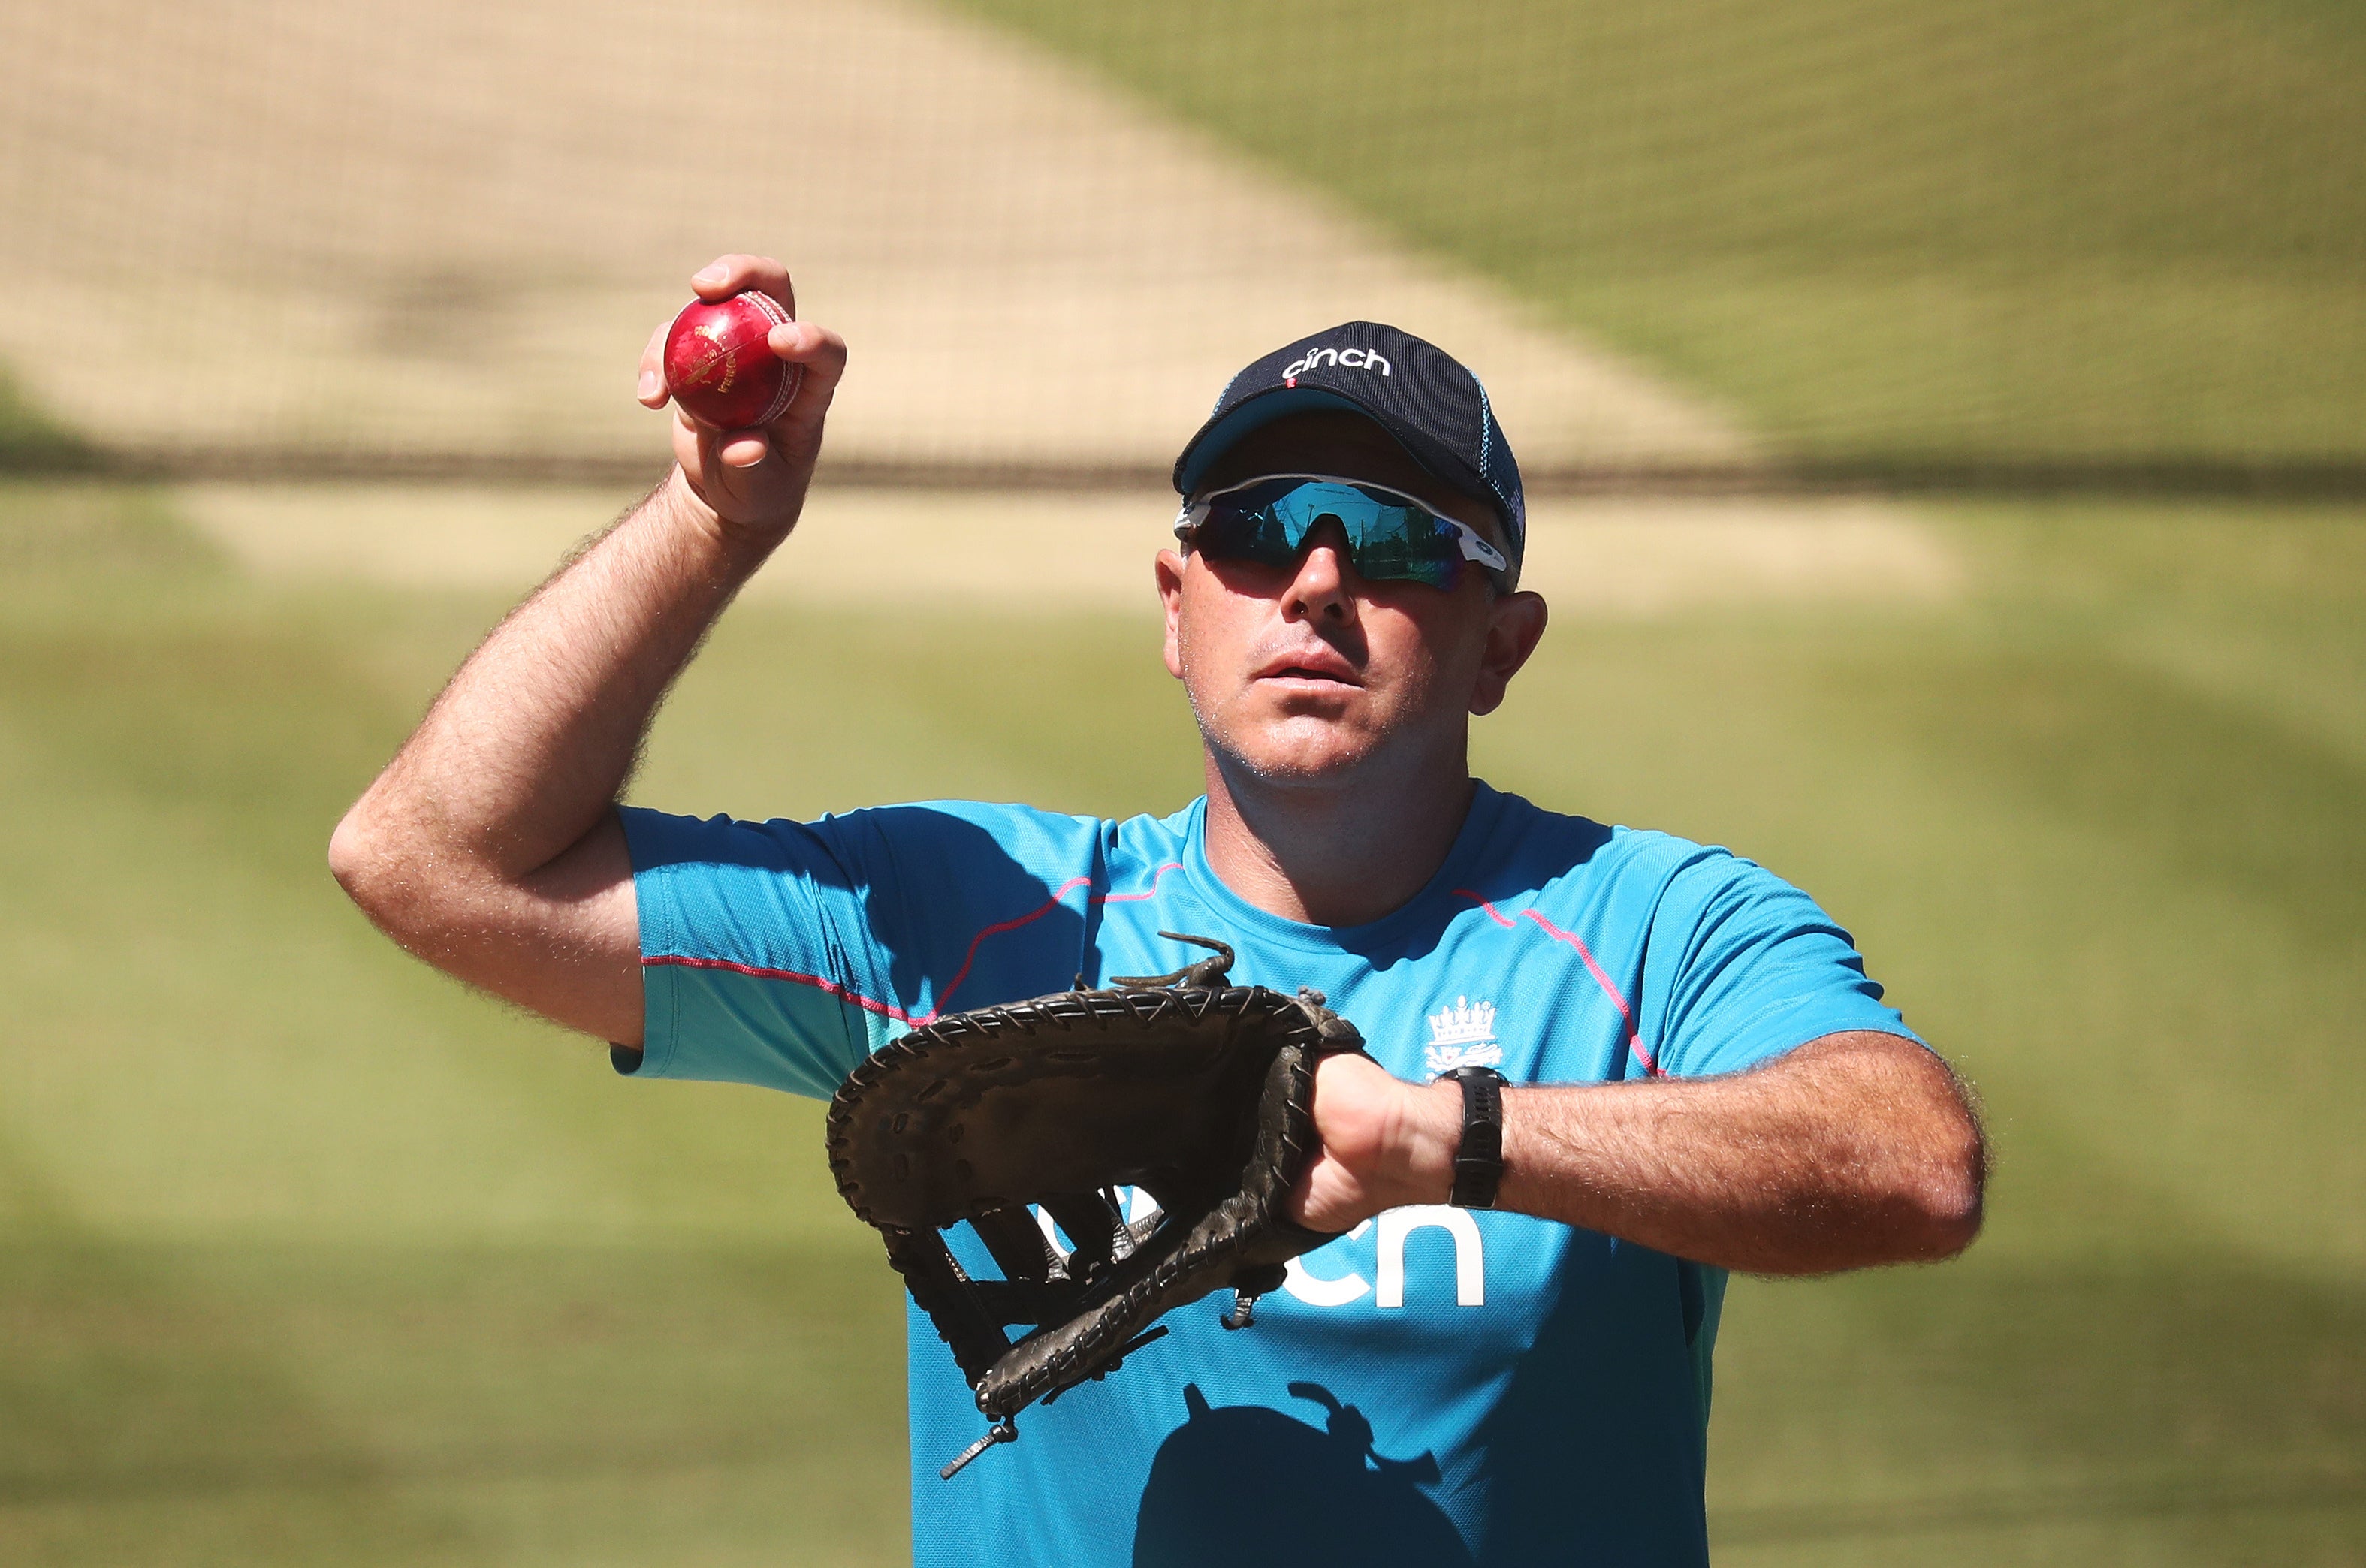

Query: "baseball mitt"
<box><xmin>825</xmin><ymin>933</ymin><xmax>1367</xmax><ymax>1478</ymax></box>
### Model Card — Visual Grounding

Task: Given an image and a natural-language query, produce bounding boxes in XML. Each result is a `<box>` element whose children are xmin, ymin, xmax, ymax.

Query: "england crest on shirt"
<box><xmin>1423</xmin><ymin>996</ymin><xmax>1504</xmax><ymax>1078</ymax></box>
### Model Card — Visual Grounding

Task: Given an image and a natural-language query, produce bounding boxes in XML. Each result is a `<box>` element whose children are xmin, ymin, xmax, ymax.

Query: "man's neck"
<box><xmin>1199</xmin><ymin>746</ymin><xmax>1477</xmax><ymax>929</ymax></box>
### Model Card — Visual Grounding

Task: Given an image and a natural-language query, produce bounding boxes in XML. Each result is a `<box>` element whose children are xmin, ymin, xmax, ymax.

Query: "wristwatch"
<box><xmin>1443</xmin><ymin>1066</ymin><xmax>1508</xmax><ymax>1209</ymax></box>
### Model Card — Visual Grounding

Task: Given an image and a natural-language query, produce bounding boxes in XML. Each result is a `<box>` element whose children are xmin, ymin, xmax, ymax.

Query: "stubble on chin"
<box><xmin>1178</xmin><ymin>605</ymin><xmax>1396</xmax><ymax>791</ymax></box>
<box><xmin>1194</xmin><ymin>681</ymin><xmax>1390</xmax><ymax>792</ymax></box>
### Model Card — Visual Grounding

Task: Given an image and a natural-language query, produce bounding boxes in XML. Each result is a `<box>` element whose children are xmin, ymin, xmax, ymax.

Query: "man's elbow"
<box><xmin>327</xmin><ymin>804</ymin><xmax>368</xmax><ymax>891</ymax></box>
<box><xmin>329</xmin><ymin>801</ymin><xmax>427</xmax><ymax>940</ymax></box>
<box><xmin>1898</xmin><ymin>1114</ymin><xmax>1987</xmax><ymax>1262</ymax></box>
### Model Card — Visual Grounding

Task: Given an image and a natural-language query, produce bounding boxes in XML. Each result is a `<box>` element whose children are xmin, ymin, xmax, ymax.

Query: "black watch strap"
<box><xmin>1445</xmin><ymin>1066</ymin><xmax>1507</xmax><ymax>1209</ymax></box>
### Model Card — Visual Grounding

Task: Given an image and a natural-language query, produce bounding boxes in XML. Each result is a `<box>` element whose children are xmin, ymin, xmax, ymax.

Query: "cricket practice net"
<box><xmin>3</xmin><ymin>0</ymin><xmax>2358</xmax><ymax>488</ymax></box>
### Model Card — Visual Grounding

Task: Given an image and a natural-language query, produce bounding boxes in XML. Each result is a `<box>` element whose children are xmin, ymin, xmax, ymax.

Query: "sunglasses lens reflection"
<box><xmin>1194</xmin><ymin>481</ymin><xmax>1470</xmax><ymax>590</ymax></box>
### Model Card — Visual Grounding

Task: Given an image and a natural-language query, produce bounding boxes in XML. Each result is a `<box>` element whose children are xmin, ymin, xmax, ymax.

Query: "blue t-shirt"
<box><xmin>618</xmin><ymin>783</ymin><xmax>1916</xmax><ymax>1566</ymax></box>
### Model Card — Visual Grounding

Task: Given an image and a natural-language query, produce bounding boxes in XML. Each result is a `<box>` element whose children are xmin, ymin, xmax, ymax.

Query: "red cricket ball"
<box><xmin>662</xmin><ymin>291</ymin><xmax>803</xmax><ymax>430</ymax></box>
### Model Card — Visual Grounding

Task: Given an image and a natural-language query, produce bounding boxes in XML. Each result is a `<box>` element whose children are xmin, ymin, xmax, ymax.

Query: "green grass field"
<box><xmin>2</xmin><ymin>481</ymin><xmax>2361</xmax><ymax>1564</ymax></box>
<box><xmin>959</xmin><ymin>0</ymin><xmax>2366</xmax><ymax>472</ymax></box>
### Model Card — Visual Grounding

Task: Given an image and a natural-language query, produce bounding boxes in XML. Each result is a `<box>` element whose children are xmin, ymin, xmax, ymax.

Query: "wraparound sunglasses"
<box><xmin>1175</xmin><ymin>475</ymin><xmax>1512</xmax><ymax>593</ymax></box>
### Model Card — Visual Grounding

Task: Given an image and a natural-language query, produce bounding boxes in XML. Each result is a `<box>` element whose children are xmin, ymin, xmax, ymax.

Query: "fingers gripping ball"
<box><xmin>662</xmin><ymin>291</ymin><xmax>804</xmax><ymax>430</ymax></box>
<box><xmin>826</xmin><ymin>933</ymin><xmax>1370</xmax><ymax>1479</ymax></box>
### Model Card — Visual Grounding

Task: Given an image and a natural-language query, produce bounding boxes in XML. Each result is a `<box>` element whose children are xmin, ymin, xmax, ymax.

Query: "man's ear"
<box><xmin>1156</xmin><ymin>547</ymin><xmax>1189</xmax><ymax>680</ymax></box>
<box><xmin>1469</xmin><ymin>590</ymin><xmax>1548</xmax><ymax>716</ymax></box>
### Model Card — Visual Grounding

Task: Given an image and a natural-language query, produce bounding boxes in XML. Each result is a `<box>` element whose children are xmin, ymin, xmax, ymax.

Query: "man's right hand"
<box><xmin>635</xmin><ymin>254</ymin><xmax>850</xmax><ymax>541</ymax></box>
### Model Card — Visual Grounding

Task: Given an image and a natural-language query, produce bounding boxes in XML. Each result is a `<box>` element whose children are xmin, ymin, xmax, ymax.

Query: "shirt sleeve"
<box><xmin>619</xmin><ymin>806</ymin><xmax>903</xmax><ymax>1096</ymax></box>
<box><xmin>1636</xmin><ymin>849</ymin><xmax>1921</xmax><ymax>1080</ymax></box>
<box><xmin>617</xmin><ymin>801</ymin><xmax>1114</xmax><ymax>1099</ymax></box>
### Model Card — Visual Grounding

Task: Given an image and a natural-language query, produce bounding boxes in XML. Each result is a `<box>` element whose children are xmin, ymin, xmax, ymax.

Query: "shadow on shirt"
<box><xmin>1132</xmin><ymin>1382</ymin><xmax>1474</xmax><ymax>1568</ymax></box>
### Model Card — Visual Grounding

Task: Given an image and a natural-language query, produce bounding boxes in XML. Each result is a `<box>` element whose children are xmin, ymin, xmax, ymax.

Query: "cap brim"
<box><xmin>1173</xmin><ymin>387</ymin><xmax>1376</xmax><ymax>496</ymax></box>
<box><xmin>1173</xmin><ymin>383</ymin><xmax>1501</xmax><ymax>534</ymax></box>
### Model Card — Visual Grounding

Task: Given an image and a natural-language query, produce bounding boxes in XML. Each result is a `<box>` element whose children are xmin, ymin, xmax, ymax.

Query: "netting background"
<box><xmin>3</xmin><ymin>0</ymin><xmax>2360</xmax><ymax>486</ymax></box>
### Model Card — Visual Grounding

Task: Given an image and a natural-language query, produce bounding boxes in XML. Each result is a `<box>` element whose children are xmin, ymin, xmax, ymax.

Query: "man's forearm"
<box><xmin>327</xmin><ymin>472</ymin><xmax>788</xmax><ymax>1039</ymax></box>
<box><xmin>328</xmin><ymin>255</ymin><xmax>845</xmax><ymax>1043</ymax></box>
<box><xmin>1305</xmin><ymin>1033</ymin><xmax>1986</xmax><ymax>1274</ymax></box>
<box><xmin>1501</xmin><ymin>1034</ymin><xmax>1984</xmax><ymax>1272</ymax></box>
<box><xmin>340</xmin><ymin>475</ymin><xmax>774</xmax><ymax>881</ymax></box>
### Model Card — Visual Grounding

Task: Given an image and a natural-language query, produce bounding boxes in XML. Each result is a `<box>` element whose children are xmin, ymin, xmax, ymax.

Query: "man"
<box><xmin>331</xmin><ymin>255</ymin><xmax>1984</xmax><ymax>1565</ymax></box>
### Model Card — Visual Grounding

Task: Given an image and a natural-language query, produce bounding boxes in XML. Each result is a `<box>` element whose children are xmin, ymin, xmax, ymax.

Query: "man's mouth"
<box><xmin>1254</xmin><ymin>653</ymin><xmax>1362</xmax><ymax>686</ymax></box>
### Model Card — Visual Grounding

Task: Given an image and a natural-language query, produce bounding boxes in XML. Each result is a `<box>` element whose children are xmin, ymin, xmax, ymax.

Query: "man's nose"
<box><xmin>1285</xmin><ymin>518</ymin><xmax>1356</xmax><ymax>623</ymax></box>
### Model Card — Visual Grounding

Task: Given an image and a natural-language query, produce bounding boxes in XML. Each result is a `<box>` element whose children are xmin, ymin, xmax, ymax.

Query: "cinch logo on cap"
<box><xmin>1282</xmin><ymin>346</ymin><xmax>1392</xmax><ymax>381</ymax></box>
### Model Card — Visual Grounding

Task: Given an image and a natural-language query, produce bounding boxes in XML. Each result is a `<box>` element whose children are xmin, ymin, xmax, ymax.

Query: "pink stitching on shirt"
<box><xmin>924</xmin><ymin>861</ymin><xmax>1185</xmax><ymax>1018</ymax></box>
<box><xmin>923</xmin><ymin>874</ymin><xmax>1094</xmax><ymax>1019</ymax></box>
<box><xmin>1452</xmin><ymin>892</ymin><xmax>1661</xmax><ymax>1077</ymax></box>
<box><xmin>641</xmin><ymin>954</ymin><xmax>918</xmax><ymax>1024</ymax></box>
<box><xmin>1098</xmin><ymin>862</ymin><xmax>1185</xmax><ymax>904</ymax></box>
<box><xmin>646</xmin><ymin>861</ymin><xmax>1188</xmax><ymax>1029</ymax></box>
<box><xmin>1452</xmin><ymin>888</ymin><xmax>1520</xmax><ymax>929</ymax></box>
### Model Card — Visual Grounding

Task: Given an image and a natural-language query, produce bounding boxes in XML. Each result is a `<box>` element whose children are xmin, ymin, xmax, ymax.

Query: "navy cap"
<box><xmin>1172</xmin><ymin>321</ymin><xmax>1526</xmax><ymax>579</ymax></box>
